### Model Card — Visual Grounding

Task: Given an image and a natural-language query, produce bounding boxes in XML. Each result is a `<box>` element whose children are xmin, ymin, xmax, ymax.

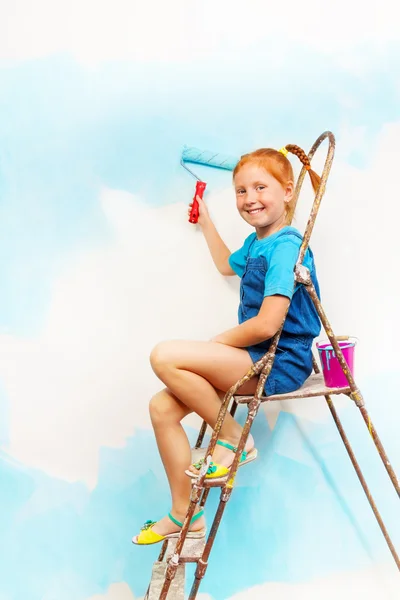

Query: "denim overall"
<box><xmin>239</xmin><ymin>231</ymin><xmax>321</xmax><ymax>396</ymax></box>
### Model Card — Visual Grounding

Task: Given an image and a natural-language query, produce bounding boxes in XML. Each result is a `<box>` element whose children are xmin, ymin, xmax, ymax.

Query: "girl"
<box><xmin>132</xmin><ymin>145</ymin><xmax>321</xmax><ymax>545</ymax></box>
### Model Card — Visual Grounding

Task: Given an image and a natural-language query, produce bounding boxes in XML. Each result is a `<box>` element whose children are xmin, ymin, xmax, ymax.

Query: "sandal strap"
<box><xmin>191</xmin><ymin>509</ymin><xmax>204</xmax><ymax>524</ymax></box>
<box><xmin>168</xmin><ymin>509</ymin><xmax>204</xmax><ymax>528</ymax></box>
<box><xmin>217</xmin><ymin>439</ymin><xmax>237</xmax><ymax>452</ymax></box>
<box><xmin>217</xmin><ymin>439</ymin><xmax>247</xmax><ymax>460</ymax></box>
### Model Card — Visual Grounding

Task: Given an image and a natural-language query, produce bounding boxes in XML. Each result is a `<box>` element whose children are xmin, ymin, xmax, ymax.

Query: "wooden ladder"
<box><xmin>143</xmin><ymin>131</ymin><xmax>400</xmax><ymax>599</ymax></box>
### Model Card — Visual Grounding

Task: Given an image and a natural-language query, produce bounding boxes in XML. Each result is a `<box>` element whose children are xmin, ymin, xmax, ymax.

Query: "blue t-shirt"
<box><xmin>228</xmin><ymin>226</ymin><xmax>314</xmax><ymax>299</ymax></box>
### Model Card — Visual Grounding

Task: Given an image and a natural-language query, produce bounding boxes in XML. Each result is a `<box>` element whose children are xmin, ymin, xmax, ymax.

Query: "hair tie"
<box><xmin>305</xmin><ymin>165</ymin><xmax>311</xmax><ymax>171</ymax></box>
<box><xmin>278</xmin><ymin>147</ymin><xmax>288</xmax><ymax>157</ymax></box>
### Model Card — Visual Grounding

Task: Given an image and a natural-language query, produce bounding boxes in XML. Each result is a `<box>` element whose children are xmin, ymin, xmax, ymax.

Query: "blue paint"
<box><xmin>1</xmin><ymin>51</ymin><xmax>400</xmax><ymax>332</ymax></box>
<box><xmin>0</xmin><ymin>382</ymin><xmax>9</xmax><ymax>446</ymax></box>
<box><xmin>0</xmin><ymin>42</ymin><xmax>400</xmax><ymax>599</ymax></box>
<box><xmin>0</xmin><ymin>389</ymin><xmax>399</xmax><ymax>600</ymax></box>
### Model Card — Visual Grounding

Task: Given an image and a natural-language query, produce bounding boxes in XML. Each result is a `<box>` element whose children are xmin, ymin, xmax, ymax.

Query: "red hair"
<box><xmin>233</xmin><ymin>145</ymin><xmax>321</xmax><ymax>223</ymax></box>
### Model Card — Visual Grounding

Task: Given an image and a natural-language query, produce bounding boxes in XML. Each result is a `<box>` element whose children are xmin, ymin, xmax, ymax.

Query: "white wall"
<box><xmin>0</xmin><ymin>2</ymin><xmax>399</xmax><ymax>599</ymax></box>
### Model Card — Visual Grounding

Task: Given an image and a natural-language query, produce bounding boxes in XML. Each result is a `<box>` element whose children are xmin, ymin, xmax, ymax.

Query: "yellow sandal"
<box><xmin>132</xmin><ymin>510</ymin><xmax>205</xmax><ymax>545</ymax></box>
<box><xmin>185</xmin><ymin>439</ymin><xmax>258</xmax><ymax>479</ymax></box>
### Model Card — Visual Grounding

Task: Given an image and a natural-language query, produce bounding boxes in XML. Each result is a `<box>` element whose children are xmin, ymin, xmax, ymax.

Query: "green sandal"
<box><xmin>185</xmin><ymin>439</ymin><xmax>258</xmax><ymax>479</ymax></box>
<box><xmin>132</xmin><ymin>509</ymin><xmax>205</xmax><ymax>545</ymax></box>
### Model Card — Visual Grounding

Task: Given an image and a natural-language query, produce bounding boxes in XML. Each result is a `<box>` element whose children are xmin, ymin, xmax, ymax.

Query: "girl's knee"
<box><xmin>149</xmin><ymin>390</ymin><xmax>180</xmax><ymax>424</ymax></box>
<box><xmin>150</xmin><ymin>341</ymin><xmax>174</xmax><ymax>375</ymax></box>
<box><xmin>149</xmin><ymin>393</ymin><xmax>162</xmax><ymax>423</ymax></box>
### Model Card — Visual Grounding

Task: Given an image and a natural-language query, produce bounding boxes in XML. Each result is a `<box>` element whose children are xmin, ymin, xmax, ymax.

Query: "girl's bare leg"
<box><xmin>145</xmin><ymin>340</ymin><xmax>258</xmax><ymax>537</ymax></box>
<box><xmin>148</xmin><ymin>388</ymin><xmax>201</xmax><ymax>535</ymax></box>
<box><xmin>150</xmin><ymin>340</ymin><xmax>258</xmax><ymax>455</ymax></box>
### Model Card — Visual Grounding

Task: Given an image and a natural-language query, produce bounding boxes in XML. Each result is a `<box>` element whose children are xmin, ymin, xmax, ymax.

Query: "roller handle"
<box><xmin>189</xmin><ymin>181</ymin><xmax>207</xmax><ymax>224</ymax></box>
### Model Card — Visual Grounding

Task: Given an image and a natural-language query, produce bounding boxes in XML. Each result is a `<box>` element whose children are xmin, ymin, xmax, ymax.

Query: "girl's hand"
<box><xmin>188</xmin><ymin>195</ymin><xmax>211</xmax><ymax>227</ymax></box>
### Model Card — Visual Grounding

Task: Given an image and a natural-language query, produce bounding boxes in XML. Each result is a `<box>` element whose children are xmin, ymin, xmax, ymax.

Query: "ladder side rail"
<box><xmin>310</xmin><ymin>357</ymin><xmax>400</xmax><ymax>568</ymax></box>
<box><xmin>304</xmin><ymin>278</ymin><xmax>400</xmax><ymax>497</ymax></box>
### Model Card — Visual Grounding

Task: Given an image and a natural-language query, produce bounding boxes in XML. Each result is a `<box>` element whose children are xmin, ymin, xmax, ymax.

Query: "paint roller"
<box><xmin>180</xmin><ymin>145</ymin><xmax>239</xmax><ymax>223</ymax></box>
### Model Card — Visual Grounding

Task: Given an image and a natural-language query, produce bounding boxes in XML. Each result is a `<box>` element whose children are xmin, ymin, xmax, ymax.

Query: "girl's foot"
<box><xmin>186</xmin><ymin>434</ymin><xmax>255</xmax><ymax>477</ymax></box>
<box><xmin>148</xmin><ymin>510</ymin><xmax>205</xmax><ymax>537</ymax></box>
<box><xmin>132</xmin><ymin>508</ymin><xmax>206</xmax><ymax>545</ymax></box>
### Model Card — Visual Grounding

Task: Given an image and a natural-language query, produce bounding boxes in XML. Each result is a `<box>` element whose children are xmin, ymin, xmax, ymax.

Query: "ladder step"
<box><xmin>165</xmin><ymin>536</ymin><xmax>206</xmax><ymax>562</ymax></box>
<box><xmin>146</xmin><ymin>561</ymin><xmax>185</xmax><ymax>600</ymax></box>
<box><xmin>236</xmin><ymin>372</ymin><xmax>351</xmax><ymax>404</ymax></box>
<box><xmin>190</xmin><ymin>373</ymin><xmax>351</xmax><ymax>489</ymax></box>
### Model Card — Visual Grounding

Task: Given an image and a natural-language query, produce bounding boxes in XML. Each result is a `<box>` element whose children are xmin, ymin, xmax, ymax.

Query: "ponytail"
<box><xmin>280</xmin><ymin>144</ymin><xmax>321</xmax><ymax>194</ymax></box>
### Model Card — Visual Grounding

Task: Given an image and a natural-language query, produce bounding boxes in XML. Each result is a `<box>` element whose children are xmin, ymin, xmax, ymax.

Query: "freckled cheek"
<box><xmin>262</xmin><ymin>199</ymin><xmax>281</xmax><ymax>211</ymax></box>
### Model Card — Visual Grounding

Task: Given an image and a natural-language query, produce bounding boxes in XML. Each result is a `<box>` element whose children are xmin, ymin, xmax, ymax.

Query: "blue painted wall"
<box><xmin>0</xmin><ymin>3</ymin><xmax>399</xmax><ymax>599</ymax></box>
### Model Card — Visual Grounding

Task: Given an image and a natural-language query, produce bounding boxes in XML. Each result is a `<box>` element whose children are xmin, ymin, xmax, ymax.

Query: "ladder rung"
<box><xmin>236</xmin><ymin>372</ymin><xmax>351</xmax><ymax>404</ymax></box>
<box><xmin>164</xmin><ymin>536</ymin><xmax>205</xmax><ymax>563</ymax></box>
<box><xmin>145</xmin><ymin>539</ymin><xmax>205</xmax><ymax>599</ymax></box>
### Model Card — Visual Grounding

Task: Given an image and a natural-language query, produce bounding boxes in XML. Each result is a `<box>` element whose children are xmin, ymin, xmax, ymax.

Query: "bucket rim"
<box><xmin>316</xmin><ymin>336</ymin><xmax>357</xmax><ymax>351</ymax></box>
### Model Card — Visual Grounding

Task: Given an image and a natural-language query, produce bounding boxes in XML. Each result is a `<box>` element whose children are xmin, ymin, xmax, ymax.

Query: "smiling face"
<box><xmin>234</xmin><ymin>162</ymin><xmax>294</xmax><ymax>238</ymax></box>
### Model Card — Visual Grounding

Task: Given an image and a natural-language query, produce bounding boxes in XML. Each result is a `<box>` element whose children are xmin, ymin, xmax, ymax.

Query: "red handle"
<box><xmin>189</xmin><ymin>181</ymin><xmax>207</xmax><ymax>224</ymax></box>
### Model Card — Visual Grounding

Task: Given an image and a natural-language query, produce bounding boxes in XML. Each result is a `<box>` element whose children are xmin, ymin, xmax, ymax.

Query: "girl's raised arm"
<box><xmin>190</xmin><ymin>195</ymin><xmax>235</xmax><ymax>276</ymax></box>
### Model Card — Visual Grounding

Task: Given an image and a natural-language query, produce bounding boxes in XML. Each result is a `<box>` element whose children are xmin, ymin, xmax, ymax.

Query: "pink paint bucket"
<box><xmin>317</xmin><ymin>338</ymin><xmax>356</xmax><ymax>388</ymax></box>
